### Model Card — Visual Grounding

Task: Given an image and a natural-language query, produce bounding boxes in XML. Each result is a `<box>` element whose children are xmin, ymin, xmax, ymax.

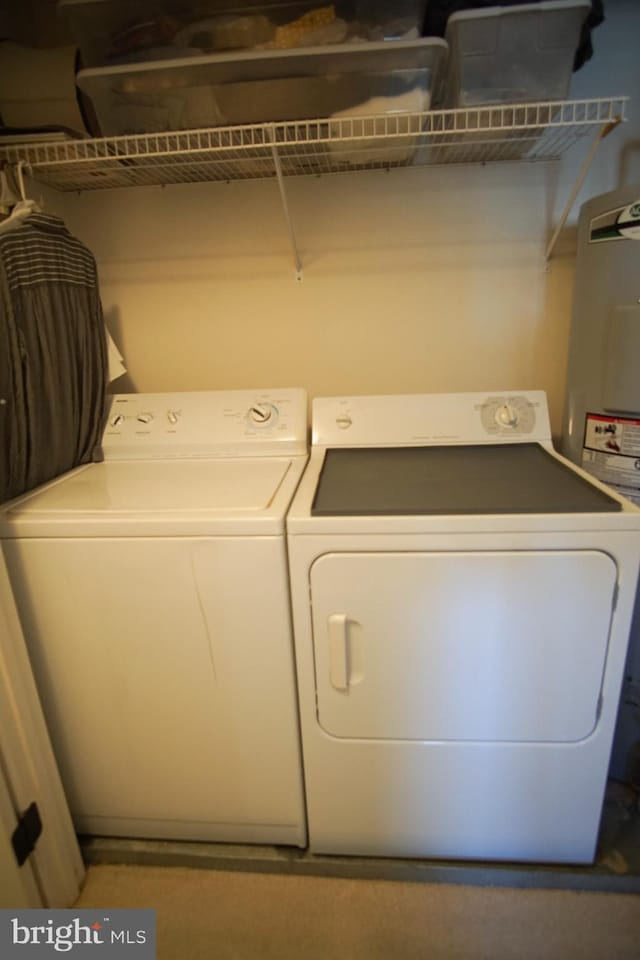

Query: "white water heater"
<box><xmin>562</xmin><ymin>184</ymin><xmax>640</xmax><ymax>784</ymax></box>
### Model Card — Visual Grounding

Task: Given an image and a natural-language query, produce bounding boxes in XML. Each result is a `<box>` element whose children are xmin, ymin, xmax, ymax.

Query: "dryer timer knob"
<box><xmin>495</xmin><ymin>403</ymin><xmax>519</xmax><ymax>428</ymax></box>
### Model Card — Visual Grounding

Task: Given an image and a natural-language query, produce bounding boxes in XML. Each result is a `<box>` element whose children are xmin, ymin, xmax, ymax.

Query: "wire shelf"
<box><xmin>0</xmin><ymin>98</ymin><xmax>627</xmax><ymax>193</ymax></box>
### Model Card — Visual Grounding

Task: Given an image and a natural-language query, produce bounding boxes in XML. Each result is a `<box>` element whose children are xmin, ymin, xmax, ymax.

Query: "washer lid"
<box><xmin>311</xmin><ymin>443</ymin><xmax>622</xmax><ymax>516</ymax></box>
<box><xmin>7</xmin><ymin>458</ymin><xmax>294</xmax><ymax>516</ymax></box>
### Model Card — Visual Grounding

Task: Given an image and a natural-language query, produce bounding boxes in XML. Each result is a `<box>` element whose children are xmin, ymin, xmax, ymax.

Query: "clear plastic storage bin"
<box><xmin>76</xmin><ymin>38</ymin><xmax>447</xmax><ymax>136</ymax></box>
<box><xmin>59</xmin><ymin>0</ymin><xmax>428</xmax><ymax>68</ymax></box>
<box><xmin>442</xmin><ymin>1</ymin><xmax>591</xmax><ymax>107</ymax></box>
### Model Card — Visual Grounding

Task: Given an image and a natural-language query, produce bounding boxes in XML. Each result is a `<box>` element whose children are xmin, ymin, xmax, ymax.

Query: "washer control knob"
<box><xmin>110</xmin><ymin>414</ymin><xmax>125</xmax><ymax>427</ymax></box>
<box><xmin>249</xmin><ymin>403</ymin><xmax>275</xmax><ymax>425</ymax></box>
<box><xmin>495</xmin><ymin>403</ymin><xmax>519</xmax><ymax>428</ymax></box>
<box><xmin>137</xmin><ymin>413</ymin><xmax>154</xmax><ymax>424</ymax></box>
<box><xmin>335</xmin><ymin>414</ymin><xmax>352</xmax><ymax>430</ymax></box>
<box><xmin>167</xmin><ymin>410</ymin><xmax>179</xmax><ymax>425</ymax></box>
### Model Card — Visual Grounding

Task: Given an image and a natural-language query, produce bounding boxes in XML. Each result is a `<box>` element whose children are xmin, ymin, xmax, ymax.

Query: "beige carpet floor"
<box><xmin>74</xmin><ymin>863</ymin><xmax>640</xmax><ymax>959</ymax></box>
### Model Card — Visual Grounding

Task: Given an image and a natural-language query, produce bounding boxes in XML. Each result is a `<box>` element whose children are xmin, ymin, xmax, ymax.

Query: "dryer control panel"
<box><xmin>479</xmin><ymin>395</ymin><xmax>540</xmax><ymax>436</ymax></box>
<box><xmin>103</xmin><ymin>388</ymin><xmax>308</xmax><ymax>459</ymax></box>
<box><xmin>312</xmin><ymin>391</ymin><xmax>551</xmax><ymax>447</ymax></box>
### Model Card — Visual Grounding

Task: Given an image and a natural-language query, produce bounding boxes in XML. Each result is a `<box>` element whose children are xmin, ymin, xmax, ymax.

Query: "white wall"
<box><xmin>60</xmin><ymin>0</ymin><xmax>640</xmax><ymax>437</ymax></box>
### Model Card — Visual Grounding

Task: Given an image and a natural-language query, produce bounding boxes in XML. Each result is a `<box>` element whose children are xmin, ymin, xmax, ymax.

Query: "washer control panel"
<box><xmin>312</xmin><ymin>391</ymin><xmax>551</xmax><ymax>447</ymax></box>
<box><xmin>103</xmin><ymin>388</ymin><xmax>307</xmax><ymax>459</ymax></box>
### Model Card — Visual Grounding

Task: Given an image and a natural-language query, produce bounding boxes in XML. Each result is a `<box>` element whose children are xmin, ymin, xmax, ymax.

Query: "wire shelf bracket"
<box><xmin>544</xmin><ymin>114</ymin><xmax>624</xmax><ymax>262</ymax></box>
<box><xmin>266</xmin><ymin>126</ymin><xmax>303</xmax><ymax>281</ymax></box>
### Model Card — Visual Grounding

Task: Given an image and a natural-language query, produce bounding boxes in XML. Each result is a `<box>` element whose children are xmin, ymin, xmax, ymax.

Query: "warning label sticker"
<box><xmin>582</xmin><ymin>413</ymin><xmax>640</xmax><ymax>506</ymax></box>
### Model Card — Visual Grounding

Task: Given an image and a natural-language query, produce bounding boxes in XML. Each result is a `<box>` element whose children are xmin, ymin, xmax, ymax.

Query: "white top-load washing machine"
<box><xmin>1</xmin><ymin>388</ymin><xmax>308</xmax><ymax>846</ymax></box>
<box><xmin>287</xmin><ymin>391</ymin><xmax>640</xmax><ymax>863</ymax></box>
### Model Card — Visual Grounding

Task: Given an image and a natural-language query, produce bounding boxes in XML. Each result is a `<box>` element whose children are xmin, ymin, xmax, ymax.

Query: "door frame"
<box><xmin>0</xmin><ymin>551</ymin><xmax>84</xmax><ymax>908</ymax></box>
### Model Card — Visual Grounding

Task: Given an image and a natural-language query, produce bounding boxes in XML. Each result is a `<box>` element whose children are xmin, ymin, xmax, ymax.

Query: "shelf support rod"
<box><xmin>268</xmin><ymin>128</ymin><xmax>303</xmax><ymax>281</ymax></box>
<box><xmin>545</xmin><ymin>115</ymin><xmax>622</xmax><ymax>262</ymax></box>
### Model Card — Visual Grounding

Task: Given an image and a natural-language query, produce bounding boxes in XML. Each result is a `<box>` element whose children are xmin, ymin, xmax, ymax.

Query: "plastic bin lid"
<box><xmin>77</xmin><ymin>37</ymin><xmax>449</xmax><ymax>89</ymax></box>
<box><xmin>445</xmin><ymin>0</ymin><xmax>592</xmax><ymax>27</ymax></box>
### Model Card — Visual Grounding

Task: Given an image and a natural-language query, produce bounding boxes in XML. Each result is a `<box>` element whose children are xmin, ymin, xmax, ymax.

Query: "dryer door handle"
<box><xmin>328</xmin><ymin>614</ymin><xmax>350</xmax><ymax>692</ymax></box>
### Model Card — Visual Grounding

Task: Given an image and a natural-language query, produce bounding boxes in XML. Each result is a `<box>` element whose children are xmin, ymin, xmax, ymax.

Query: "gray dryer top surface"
<box><xmin>311</xmin><ymin>443</ymin><xmax>622</xmax><ymax>516</ymax></box>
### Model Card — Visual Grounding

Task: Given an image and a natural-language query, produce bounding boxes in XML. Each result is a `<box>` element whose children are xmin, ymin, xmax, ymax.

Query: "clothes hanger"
<box><xmin>0</xmin><ymin>167</ymin><xmax>20</xmax><ymax>214</ymax></box>
<box><xmin>0</xmin><ymin>161</ymin><xmax>41</xmax><ymax>234</ymax></box>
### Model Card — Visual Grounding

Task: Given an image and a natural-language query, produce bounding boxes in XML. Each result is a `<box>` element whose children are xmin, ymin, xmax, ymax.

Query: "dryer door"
<box><xmin>310</xmin><ymin>550</ymin><xmax>617</xmax><ymax>743</ymax></box>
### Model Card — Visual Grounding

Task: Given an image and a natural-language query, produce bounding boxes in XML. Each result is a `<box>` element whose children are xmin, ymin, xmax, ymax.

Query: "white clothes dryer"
<box><xmin>1</xmin><ymin>388</ymin><xmax>308</xmax><ymax>846</ymax></box>
<box><xmin>286</xmin><ymin>391</ymin><xmax>640</xmax><ymax>863</ymax></box>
